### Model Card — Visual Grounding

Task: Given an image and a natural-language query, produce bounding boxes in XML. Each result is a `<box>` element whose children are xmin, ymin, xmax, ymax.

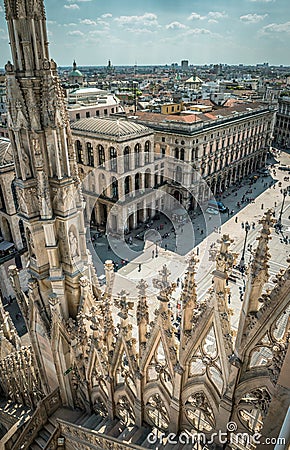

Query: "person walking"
<box><xmin>152</xmin><ymin>250</ymin><xmax>155</xmax><ymax>258</ymax></box>
<box><xmin>138</xmin><ymin>263</ymin><xmax>142</xmax><ymax>272</ymax></box>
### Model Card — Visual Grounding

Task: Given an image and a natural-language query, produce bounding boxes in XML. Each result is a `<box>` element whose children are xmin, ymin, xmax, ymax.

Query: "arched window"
<box><xmin>145</xmin><ymin>170</ymin><xmax>151</xmax><ymax>189</ymax></box>
<box><xmin>135</xmin><ymin>173</ymin><xmax>140</xmax><ymax>191</ymax></box>
<box><xmin>124</xmin><ymin>176</ymin><xmax>130</xmax><ymax>195</ymax></box>
<box><xmin>75</xmin><ymin>140</ymin><xmax>83</xmax><ymax>164</ymax></box>
<box><xmin>98</xmin><ymin>145</ymin><xmax>105</xmax><ymax>167</ymax></box>
<box><xmin>174</xmin><ymin>148</ymin><xmax>179</xmax><ymax>160</ymax></box>
<box><xmin>134</xmin><ymin>143</ymin><xmax>141</xmax><ymax>167</ymax></box>
<box><xmin>111</xmin><ymin>177</ymin><xmax>118</xmax><ymax>199</ymax></box>
<box><xmin>145</xmin><ymin>141</ymin><xmax>150</xmax><ymax>163</ymax></box>
<box><xmin>110</xmin><ymin>147</ymin><xmax>117</xmax><ymax>171</ymax></box>
<box><xmin>86</xmin><ymin>142</ymin><xmax>94</xmax><ymax>167</ymax></box>
<box><xmin>180</xmin><ymin>148</ymin><xmax>185</xmax><ymax>161</ymax></box>
<box><xmin>176</xmin><ymin>166</ymin><xmax>182</xmax><ymax>183</ymax></box>
<box><xmin>124</xmin><ymin>146</ymin><xmax>130</xmax><ymax>172</ymax></box>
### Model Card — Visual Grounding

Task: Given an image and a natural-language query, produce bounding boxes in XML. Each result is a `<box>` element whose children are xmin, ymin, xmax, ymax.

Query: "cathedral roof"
<box><xmin>71</xmin><ymin>118</ymin><xmax>151</xmax><ymax>139</ymax></box>
<box><xmin>0</xmin><ymin>138</ymin><xmax>13</xmax><ymax>167</ymax></box>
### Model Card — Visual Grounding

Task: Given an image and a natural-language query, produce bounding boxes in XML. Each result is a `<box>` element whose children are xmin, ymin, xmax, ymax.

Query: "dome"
<box><xmin>71</xmin><ymin>118</ymin><xmax>151</xmax><ymax>139</ymax></box>
<box><xmin>0</xmin><ymin>139</ymin><xmax>13</xmax><ymax>166</ymax></box>
<box><xmin>69</xmin><ymin>69</ymin><xmax>83</xmax><ymax>78</ymax></box>
<box><xmin>69</xmin><ymin>60</ymin><xmax>83</xmax><ymax>78</ymax></box>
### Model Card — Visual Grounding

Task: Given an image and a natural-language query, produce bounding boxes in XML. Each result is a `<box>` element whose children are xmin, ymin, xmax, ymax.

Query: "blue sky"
<box><xmin>0</xmin><ymin>0</ymin><xmax>290</xmax><ymax>66</ymax></box>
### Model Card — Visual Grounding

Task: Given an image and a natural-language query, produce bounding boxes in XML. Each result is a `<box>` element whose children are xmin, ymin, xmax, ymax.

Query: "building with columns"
<box><xmin>273</xmin><ymin>96</ymin><xmax>290</xmax><ymax>148</ymax></box>
<box><xmin>134</xmin><ymin>104</ymin><xmax>274</xmax><ymax>210</ymax></box>
<box><xmin>71</xmin><ymin>117</ymin><xmax>162</xmax><ymax>233</ymax></box>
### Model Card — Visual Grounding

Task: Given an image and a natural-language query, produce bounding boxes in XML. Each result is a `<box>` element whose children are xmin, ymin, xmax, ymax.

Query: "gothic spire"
<box><xmin>180</xmin><ymin>253</ymin><xmax>198</xmax><ymax>335</ymax></box>
<box><xmin>136</xmin><ymin>279</ymin><xmax>149</xmax><ymax>354</ymax></box>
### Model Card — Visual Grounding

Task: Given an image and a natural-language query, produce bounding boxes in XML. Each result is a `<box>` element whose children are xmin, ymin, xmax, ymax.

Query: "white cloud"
<box><xmin>115</xmin><ymin>13</ymin><xmax>159</xmax><ymax>28</ymax></box>
<box><xmin>208</xmin><ymin>11</ymin><xmax>227</xmax><ymax>20</ymax></box>
<box><xmin>64</xmin><ymin>4</ymin><xmax>80</xmax><ymax>9</ymax></box>
<box><xmin>261</xmin><ymin>21</ymin><xmax>290</xmax><ymax>34</ymax></box>
<box><xmin>186</xmin><ymin>28</ymin><xmax>212</xmax><ymax>35</ymax></box>
<box><xmin>126</xmin><ymin>28</ymin><xmax>156</xmax><ymax>34</ymax></box>
<box><xmin>68</xmin><ymin>30</ymin><xmax>84</xmax><ymax>36</ymax></box>
<box><xmin>240</xmin><ymin>13</ymin><xmax>268</xmax><ymax>23</ymax></box>
<box><xmin>188</xmin><ymin>11</ymin><xmax>227</xmax><ymax>23</ymax></box>
<box><xmin>80</xmin><ymin>19</ymin><xmax>97</xmax><ymax>25</ymax></box>
<box><xmin>187</xmin><ymin>12</ymin><xmax>206</xmax><ymax>21</ymax></box>
<box><xmin>101</xmin><ymin>13</ymin><xmax>112</xmax><ymax>19</ymax></box>
<box><xmin>166</xmin><ymin>21</ymin><xmax>187</xmax><ymax>30</ymax></box>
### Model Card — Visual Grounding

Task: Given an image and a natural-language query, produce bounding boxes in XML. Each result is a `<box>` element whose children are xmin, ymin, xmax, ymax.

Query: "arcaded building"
<box><xmin>273</xmin><ymin>96</ymin><xmax>290</xmax><ymax>148</ymax></box>
<box><xmin>134</xmin><ymin>103</ymin><xmax>274</xmax><ymax>209</ymax></box>
<box><xmin>71</xmin><ymin>117</ymin><xmax>160</xmax><ymax>233</ymax></box>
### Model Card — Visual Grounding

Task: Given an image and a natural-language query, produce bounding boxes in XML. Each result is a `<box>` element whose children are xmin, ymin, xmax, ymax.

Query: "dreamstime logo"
<box><xmin>70</xmin><ymin>155</ymin><xmax>222</xmax><ymax>293</ymax></box>
<box><xmin>146</xmin><ymin>422</ymin><xmax>268</xmax><ymax>446</ymax></box>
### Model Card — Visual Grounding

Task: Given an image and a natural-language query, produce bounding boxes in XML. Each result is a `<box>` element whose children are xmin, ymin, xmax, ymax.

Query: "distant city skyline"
<box><xmin>0</xmin><ymin>0</ymin><xmax>290</xmax><ymax>67</ymax></box>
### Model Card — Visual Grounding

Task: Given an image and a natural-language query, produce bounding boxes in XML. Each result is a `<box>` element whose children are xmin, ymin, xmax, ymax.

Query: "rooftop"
<box><xmin>71</xmin><ymin>117</ymin><xmax>152</xmax><ymax>139</ymax></box>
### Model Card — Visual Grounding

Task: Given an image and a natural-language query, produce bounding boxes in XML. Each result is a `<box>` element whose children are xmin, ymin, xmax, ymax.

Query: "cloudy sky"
<box><xmin>0</xmin><ymin>0</ymin><xmax>289</xmax><ymax>67</ymax></box>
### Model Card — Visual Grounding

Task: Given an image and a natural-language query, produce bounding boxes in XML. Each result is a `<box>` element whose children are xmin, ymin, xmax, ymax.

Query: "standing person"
<box><xmin>138</xmin><ymin>263</ymin><xmax>142</xmax><ymax>272</ymax></box>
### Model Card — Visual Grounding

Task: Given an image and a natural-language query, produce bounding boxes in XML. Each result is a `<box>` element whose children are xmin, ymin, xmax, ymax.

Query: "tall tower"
<box><xmin>4</xmin><ymin>0</ymin><xmax>89</xmax><ymax>402</ymax></box>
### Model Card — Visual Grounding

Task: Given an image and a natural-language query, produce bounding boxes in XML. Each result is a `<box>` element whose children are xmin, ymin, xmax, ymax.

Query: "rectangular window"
<box><xmin>111</xmin><ymin>108</ymin><xmax>114</xmax><ymax>113</ymax></box>
<box><xmin>96</xmin><ymin>110</ymin><xmax>99</xmax><ymax>116</ymax></box>
<box><xmin>162</xmin><ymin>137</ymin><xmax>165</xmax><ymax>142</ymax></box>
<box><xmin>104</xmin><ymin>109</ymin><xmax>108</xmax><ymax>115</ymax></box>
<box><xmin>86</xmin><ymin>111</ymin><xmax>90</xmax><ymax>118</ymax></box>
<box><xmin>76</xmin><ymin>113</ymin><xmax>80</xmax><ymax>120</ymax></box>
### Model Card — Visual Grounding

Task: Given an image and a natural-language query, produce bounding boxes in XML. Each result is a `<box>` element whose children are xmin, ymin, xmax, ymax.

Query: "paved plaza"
<box><xmin>88</xmin><ymin>149</ymin><xmax>290</xmax><ymax>335</ymax></box>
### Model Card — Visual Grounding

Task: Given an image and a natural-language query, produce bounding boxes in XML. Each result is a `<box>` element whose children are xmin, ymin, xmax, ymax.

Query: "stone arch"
<box><xmin>181</xmin><ymin>385</ymin><xmax>219</xmax><ymax>433</ymax></box>
<box><xmin>111</xmin><ymin>176</ymin><xmax>118</xmax><ymax>200</ymax></box>
<box><xmin>123</xmin><ymin>146</ymin><xmax>130</xmax><ymax>171</ymax></box>
<box><xmin>98</xmin><ymin>144</ymin><xmax>105</xmax><ymax>167</ymax></box>
<box><xmin>86</xmin><ymin>141</ymin><xmax>94</xmax><ymax>167</ymax></box>
<box><xmin>143</xmin><ymin>388</ymin><xmax>170</xmax><ymax>431</ymax></box>
<box><xmin>124</xmin><ymin>175</ymin><xmax>131</xmax><ymax>195</ymax></box>
<box><xmin>145</xmin><ymin>168</ymin><xmax>151</xmax><ymax>189</ymax></box>
<box><xmin>134</xmin><ymin>143</ymin><xmax>141</xmax><ymax>167</ymax></box>
<box><xmin>109</xmin><ymin>146</ymin><xmax>117</xmax><ymax>171</ymax></box>
<box><xmin>144</xmin><ymin>140</ymin><xmax>150</xmax><ymax>163</ymax></box>
<box><xmin>75</xmin><ymin>140</ymin><xmax>83</xmax><ymax>164</ymax></box>
<box><xmin>135</xmin><ymin>173</ymin><xmax>140</xmax><ymax>191</ymax></box>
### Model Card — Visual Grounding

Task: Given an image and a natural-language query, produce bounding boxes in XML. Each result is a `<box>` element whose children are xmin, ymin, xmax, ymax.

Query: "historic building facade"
<box><xmin>273</xmin><ymin>96</ymin><xmax>290</xmax><ymax>148</ymax></box>
<box><xmin>134</xmin><ymin>106</ymin><xmax>274</xmax><ymax>210</ymax></box>
<box><xmin>71</xmin><ymin>117</ymin><xmax>160</xmax><ymax>233</ymax></box>
<box><xmin>0</xmin><ymin>1</ymin><xmax>288</xmax><ymax>450</ymax></box>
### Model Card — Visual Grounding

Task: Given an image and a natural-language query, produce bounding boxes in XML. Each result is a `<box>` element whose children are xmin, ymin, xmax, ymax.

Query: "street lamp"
<box><xmin>239</xmin><ymin>221</ymin><xmax>250</xmax><ymax>271</ymax></box>
<box><xmin>277</xmin><ymin>188</ymin><xmax>289</xmax><ymax>227</ymax></box>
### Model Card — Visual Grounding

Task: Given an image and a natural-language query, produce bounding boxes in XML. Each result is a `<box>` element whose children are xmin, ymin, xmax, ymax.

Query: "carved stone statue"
<box><xmin>69</xmin><ymin>230</ymin><xmax>79</xmax><ymax>258</ymax></box>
